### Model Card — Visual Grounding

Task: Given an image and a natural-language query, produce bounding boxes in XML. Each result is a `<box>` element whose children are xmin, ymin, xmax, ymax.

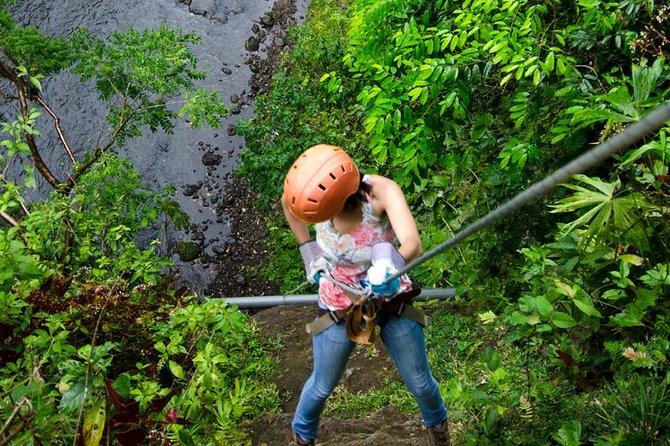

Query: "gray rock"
<box><xmin>183</xmin><ymin>184</ymin><xmax>201</xmax><ymax>196</ymax></box>
<box><xmin>175</xmin><ymin>239</ymin><xmax>201</xmax><ymax>262</ymax></box>
<box><xmin>245</xmin><ymin>36</ymin><xmax>260</xmax><ymax>52</ymax></box>
<box><xmin>202</xmin><ymin>151</ymin><xmax>221</xmax><ymax>166</ymax></box>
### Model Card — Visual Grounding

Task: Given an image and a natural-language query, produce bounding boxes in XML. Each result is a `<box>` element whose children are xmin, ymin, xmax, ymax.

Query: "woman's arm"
<box><xmin>368</xmin><ymin>175</ymin><xmax>423</xmax><ymax>262</ymax></box>
<box><xmin>281</xmin><ymin>193</ymin><xmax>312</xmax><ymax>244</ymax></box>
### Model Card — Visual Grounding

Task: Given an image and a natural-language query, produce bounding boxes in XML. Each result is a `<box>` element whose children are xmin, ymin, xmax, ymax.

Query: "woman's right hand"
<box><xmin>299</xmin><ymin>240</ymin><xmax>328</xmax><ymax>284</ymax></box>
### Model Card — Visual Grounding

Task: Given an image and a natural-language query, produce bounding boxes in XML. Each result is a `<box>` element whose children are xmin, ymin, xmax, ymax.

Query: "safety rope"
<box><xmin>386</xmin><ymin>101</ymin><xmax>670</xmax><ymax>283</ymax></box>
<box><xmin>284</xmin><ymin>280</ymin><xmax>312</xmax><ymax>295</ymax></box>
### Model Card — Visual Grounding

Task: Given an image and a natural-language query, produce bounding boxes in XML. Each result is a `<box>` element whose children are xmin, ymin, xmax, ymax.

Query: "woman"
<box><xmin>281</xmin><ymin>144</ymin><xmax>450</xmax><ymax>446</ymax></box>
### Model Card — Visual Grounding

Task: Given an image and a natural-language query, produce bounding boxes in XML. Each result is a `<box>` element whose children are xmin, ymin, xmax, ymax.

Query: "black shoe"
<box><xmin>427</xmin><ymin>420</ymin><xmax>451</xmax><ymax>446</ymax></box>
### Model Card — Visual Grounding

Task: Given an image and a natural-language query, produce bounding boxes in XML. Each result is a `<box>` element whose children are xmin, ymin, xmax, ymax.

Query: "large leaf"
<box><xmin>573</xmin><ymin>293</ymin><xmax>602</xmax><ymax>318</ymax></box>
<box><xmin>83</xmin><ymin>399</ymin><xmax>106</xmax><ymax>446</ymax></box>
<box><xmin>550</xmin><ymin>174</ymin><xmax>654</xmax><ymax>245</ymax></box>
<box><xmin>552</xmin><ymin>312</ymin><xmax>578</xmax><ymax>329</ymax></box>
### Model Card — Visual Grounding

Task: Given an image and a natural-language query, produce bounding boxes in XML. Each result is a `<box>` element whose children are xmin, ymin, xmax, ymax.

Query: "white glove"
<box><xmin>299</xmin><ymin>240</ymin><xmax>328</xmax><ymax>284</ymax></box>
<box><xmin>367</xmin><ymin>258</ymin><xmax>396</xmax><ymax>286</ymax></box>
<box><xmin>366</xmin><ymin>242</ymin><xmax>405</xmax><ymax>296</ymax></box>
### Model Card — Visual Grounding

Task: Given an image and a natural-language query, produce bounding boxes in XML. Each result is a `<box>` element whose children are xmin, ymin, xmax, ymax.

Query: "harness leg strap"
<box><xmin>305</xmin><ymin>309</ymin><xmax>344</xmax><ymax>335</ymax></box>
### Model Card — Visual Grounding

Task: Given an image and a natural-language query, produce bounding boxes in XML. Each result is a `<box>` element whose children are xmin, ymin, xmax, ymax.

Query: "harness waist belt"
<box><xmin>305</xmin><ymin>289</ymin><xmax>427</xmax><ymax>338</ymax></box>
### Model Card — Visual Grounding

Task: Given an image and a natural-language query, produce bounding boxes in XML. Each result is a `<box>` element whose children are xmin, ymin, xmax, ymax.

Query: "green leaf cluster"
<box><xmin>71</xmin><ymin>25</ymin><xmax>227</xmax><ymax>143</ymax></box>
<box><xmin>0</xmin><ymin>5</ymin><xmax>275</xmax><ymax>444</ymax></box>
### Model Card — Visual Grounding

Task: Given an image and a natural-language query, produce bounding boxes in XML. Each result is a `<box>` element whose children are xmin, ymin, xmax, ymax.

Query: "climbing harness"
<box><xmin>385</xmin><ymin>101</ymin><xmax>670</xmax><ymax>283</ymax></box>
<box><xmin>304</xmin><ymin>273</ymin><xmax>426</xmax><ymax>344</ymax></box>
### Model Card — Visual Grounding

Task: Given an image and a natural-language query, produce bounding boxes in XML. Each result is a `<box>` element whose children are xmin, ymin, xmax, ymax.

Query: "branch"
<box><xmin>0</xmin><ymin>209</ymin><xmax>29</xmax><ymax>245</ymax></box>
<box><xmin>62</xmin><ymin>99</ymin><xmax>131</xmax><ymax>194</ymax></box>
<box><xmin>0</xmin><ymin>397</ymin><xmax>36</xmax><ymax>446</ymax></box>
<box><xmin>0</xmin><ymin>88</ymin><xmax>18</xmax><ymax>100</ymax></box>
<box><xmin>0</xmin><ymin>209</ymin><xmax>20</xmax><ymax>227</ymax></box>
<box><xmin>0</xmin><ymin>60</ymin><xmax>63</xmax><ymax>189</ymax></box>
<box><xmin>33</xmin><ymin>95</ymin><xmax>76</xmax><ymax>163</ymax></box>
<box><xmin>0</xmin><ymin>397</ymin><xmax>27</xmax><ymax>440</ymax></box>
<box><xmin>15</xmin><ymin>86</ymin><xmax>61</xmax><ymax>189</ymax></box>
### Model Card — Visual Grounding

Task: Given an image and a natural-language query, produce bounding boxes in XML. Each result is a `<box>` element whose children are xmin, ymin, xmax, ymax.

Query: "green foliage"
<box><xmin>425</xmin><ymin>305</ymin><xmax>598</xmax><ymax>445</ymax></box>
<box><xmin>236</xmin><ymin>0</ymin><xmax>670</xmax><ymax>443</ymax></box>
<box><xmin>324</xmin><ymin>379</ymin><xmax>416</xmax><ymax>417</ymax></box>
<box><xmin>72</xmin><ymin>25</ymin><xmax>227</xmax><ymax>143</ymax></box>
<box><xmin>596</xmin><ymin>372</ymin><xmax>670</xmax><ymax>445</ymax></box>
<box><xmin>549</xmin><ymin>174</ymin><xmax>655</xmax><ymax>248</ymax></box>
<box><xmin>130</xmin><ymin>300</ymin><xmax>280</xmax><ymax>444</ymax></box>
<box><xmin>0</xmin><ymin>297</ymin><xmax>279</xmax><ymax>445</ymax></box>
<box><xmin>0</xmin><ymin>234</ymin><xmax>47</xmax><ymax>331</ymax></box>
<box><xmin>237</xmin><ymin>0</ymin><xmax>365</xmax><ymax>210</ymax></box>
<box><xmin>15</xmin><ymin>154</ymin><xmax>182</xmax><ymax>285</ymax></box>
<box><xmin>0</xmin><ymin>5</ymin><xmax>272</xmax><ymax>444</ymax></box>
<box><xmin>0</xmin><ymin>19</ymin><xmax>73</xmax><ymax>76</ymax></box>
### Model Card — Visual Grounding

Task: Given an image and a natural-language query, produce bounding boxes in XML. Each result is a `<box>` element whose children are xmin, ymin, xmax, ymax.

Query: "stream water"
<box><xmin>4</xmin><ymin>0</ymin><xmax>309</xmax><ymax>294</ymax></box>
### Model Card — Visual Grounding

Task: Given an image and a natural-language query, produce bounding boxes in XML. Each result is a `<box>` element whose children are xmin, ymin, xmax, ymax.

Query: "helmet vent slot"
<box><xmin>318</xmin><ymin>184</ymin><xmax>326</xmax><ymax>191</ymax></box>
<box><xmin>329</xmin><ymin>173</ymin><xmax>337</xmax><ymax>180</ymax></box>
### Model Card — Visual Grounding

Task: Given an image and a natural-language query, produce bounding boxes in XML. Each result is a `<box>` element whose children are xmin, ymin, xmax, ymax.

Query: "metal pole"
<box><xmin>215</xmin><ymin>288</ymin><xmax>461</xmax><ymax>309</ymax></box>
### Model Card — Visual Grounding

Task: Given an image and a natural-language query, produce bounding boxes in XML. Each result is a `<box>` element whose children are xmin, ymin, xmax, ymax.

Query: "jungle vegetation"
<box><xmin>0</xmin><ymin>0</ymin><xmax>277</xmax><ymax>444</ymax></box>
<box><xmin>1</xmin><ymin>0</ymin><xmax>669</xmax><ymax>444</ymax></box>
<box><xmin>238</xmin><ymin>0</ymin><xmax>670</xmax><ymax>444</ymax></box>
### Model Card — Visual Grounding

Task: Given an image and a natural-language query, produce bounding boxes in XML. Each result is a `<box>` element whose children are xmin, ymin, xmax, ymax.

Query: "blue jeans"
<box><xmin>291</xmin><ymin>312</ymin><xmax>448</xmax><ymax>440</ymax></box>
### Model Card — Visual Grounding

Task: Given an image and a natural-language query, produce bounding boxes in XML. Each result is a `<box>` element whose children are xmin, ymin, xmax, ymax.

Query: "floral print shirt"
<box><xmin>314</xmin><ymin>178</ymin><xmax>412</xmax><ymax>310</ymax></box>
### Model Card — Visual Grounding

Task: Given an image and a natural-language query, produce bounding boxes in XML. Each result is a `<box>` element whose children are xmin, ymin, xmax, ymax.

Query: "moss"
<box><xmin>175</xmin><ymin>239</ymin><xmax>201</xmax><ymax>262</ymax></box>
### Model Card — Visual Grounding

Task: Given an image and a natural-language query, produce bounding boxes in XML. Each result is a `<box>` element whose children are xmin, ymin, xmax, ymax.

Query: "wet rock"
<box><xmin>202</xmin><ymin>151</ymin><xmax>221</xmax><ymax>166</ymax></box>
<box><xmin>175</xmin><ymin>239</ymin><xmax>201</xmax><ymax>262</ymax></box>
<box><xmin>230</xmin><ymin>94</ymin><xmax>240</xmax><ymax>104</ymax></box>
<box><xmin>227</xmin><ymin>124</ymin><xmax>237</xmax><ymax>136</ymax></box>
<box><xmin>179</xmin><ymin>0</ymin><xmax>192</xmax><ymax>5</ymax></box>
<box><xmin>245</xmin><ymin>36</ymin><xmax>260</xmax><ymax>52</ymax></box>
<box><xmin>230</xmin><ymin>105</ymin><xmax>241</xmax><ymax>115</ymax></box>
<box><xmin>189</xmin><ymin>8</ymin><xmax>207</xmax><ymax>16</ymax></box>
<box><xmin>260</xmin><ymin>13</ymin><xmax>274</xmax><ymax>27</ymax></box>
<box><xmin>235</xmin><ymin>275</ymin><xmax>247</xmax><ymax>286</ymax></box>
<box><xmin>183</xmin><ymin>184</ymin><xmax>201</xmax><ymax>197</ymax></box>
<box><xmin>251</xmin><ymin>23</ymin><xmax>260</xmax><ymax>34</ymax></box>
<box><xmin>221</xmin><ymin>66</ymin><xmax>232</xmax><ymax>75</ymax></box>
<box><xmin>212</xmin><ymin>245</ymin><xmax>227</xmax><ymax>255</ymax></box>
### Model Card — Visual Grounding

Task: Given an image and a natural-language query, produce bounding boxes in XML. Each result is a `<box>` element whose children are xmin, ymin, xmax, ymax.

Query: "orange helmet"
<box><xmin>284</xmin><ymin>144</ymin><xmax>360</xmax><ymax>223</ymax></box>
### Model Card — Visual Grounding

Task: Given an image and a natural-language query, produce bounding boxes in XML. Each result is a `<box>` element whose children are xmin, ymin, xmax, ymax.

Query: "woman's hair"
<box><xmin>341</xmin><ymin>172</ymin><xmax>371</xmax><ymax>213</ymax></box>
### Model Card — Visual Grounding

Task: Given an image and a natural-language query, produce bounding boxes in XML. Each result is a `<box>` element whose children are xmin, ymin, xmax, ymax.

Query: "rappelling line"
<box><xmin>284</xmin><ymin>280</ymin><xmax>312</xmax><ymax>295</ymax></box>
<box><xmin>386</xmin><ymin>101</ymin><xmax>670</xmax><ymax>284</ymax></box>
